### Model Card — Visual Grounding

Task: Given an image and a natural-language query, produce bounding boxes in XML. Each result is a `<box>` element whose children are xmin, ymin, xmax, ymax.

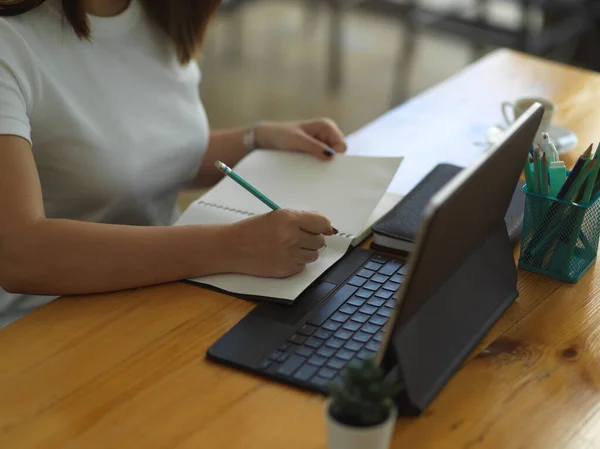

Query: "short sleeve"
<box><xmin>0</xmin><ymin>19</ymin><xmax>35</xmax><ymax>144</ymax></box>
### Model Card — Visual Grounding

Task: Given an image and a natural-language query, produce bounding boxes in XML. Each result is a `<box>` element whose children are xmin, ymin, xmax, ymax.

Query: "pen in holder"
<box><xmin>518</xmin><ymin>185</ymin><xmax>600</xmax><ymax>282</ymax></box>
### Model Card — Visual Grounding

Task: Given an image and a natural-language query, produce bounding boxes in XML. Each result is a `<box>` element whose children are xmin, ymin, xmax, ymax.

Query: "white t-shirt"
<box><xmin>0</xmin><ymin>0</ymin><xmax>210</xmax><ymax>327</ymax></box>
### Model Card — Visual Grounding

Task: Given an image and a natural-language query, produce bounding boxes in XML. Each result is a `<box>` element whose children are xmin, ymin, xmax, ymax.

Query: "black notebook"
<box><xmin>371</xmin><ymin>163</ymin><xmax>526</xmax><ymax>254</ymax></box>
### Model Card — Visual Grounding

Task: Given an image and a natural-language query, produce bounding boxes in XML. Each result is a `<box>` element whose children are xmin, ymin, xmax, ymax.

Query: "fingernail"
<box><xmin>324</xmin><ymin>148</ymin><xmax>335</xmax><ymax>157</ymax></box>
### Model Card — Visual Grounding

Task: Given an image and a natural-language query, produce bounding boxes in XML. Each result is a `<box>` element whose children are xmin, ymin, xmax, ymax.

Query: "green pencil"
<box><xmin>582</xmin><ymin>145</ymin><xmax>600</xmax><ymax>204</ymax></box>
<box><xmin>560</xmin><ymin>157</ymin><xmax>598</xmax><ymax>273</ymax></box>
<box><xmin>214</xmin><ymin>160</ymin><xmax>339</xmax><ymax>234</ymax></box>
<box><xmin>533</xmin><ymin>146</ymin><xmax>542</xmax><ymax>194</ymax></box>
<box><xmin>541</xmin><ymin>153</ymin><xmax>549</xmax><ymax>197</ymax></box>
<box><xmin>523</xmin><ymin>156</ymin><xmax>534</xmax><ymax>192</ymax></box>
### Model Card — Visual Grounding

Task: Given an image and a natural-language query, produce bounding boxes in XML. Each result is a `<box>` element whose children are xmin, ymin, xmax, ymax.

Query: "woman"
<box><xmin>0</xmin><ymin>0</ymin><xmax>347</xmax><ymax>328</ymax></box>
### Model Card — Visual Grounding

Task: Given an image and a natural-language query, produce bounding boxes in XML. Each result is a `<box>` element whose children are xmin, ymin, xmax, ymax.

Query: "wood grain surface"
<box><xmin>2</xmin><ymin>49</ymin><xmax>600</xmax><ymax>449</ymax></box>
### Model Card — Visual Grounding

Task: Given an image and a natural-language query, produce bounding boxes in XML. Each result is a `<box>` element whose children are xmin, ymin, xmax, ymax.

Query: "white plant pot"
<box><xmin>325</xmin><ymin>398</ymin><xmax>397</xmax><ymax>449</ymax></box>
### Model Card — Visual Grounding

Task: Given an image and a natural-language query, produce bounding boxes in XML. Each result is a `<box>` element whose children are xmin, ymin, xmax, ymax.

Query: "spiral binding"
<box><xmin>195</xmin><ymin>200</ymin><xmax>256</xmax><ymax>217</ymax></box>
<box><xmin>195</xmin><ymin>200</ymin><xmax>356</xmax><ymax>240</ymax></box>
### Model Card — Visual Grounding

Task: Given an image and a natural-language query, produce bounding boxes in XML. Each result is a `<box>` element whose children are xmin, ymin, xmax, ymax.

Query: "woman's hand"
<box><xmin>227</xmin><ymin>209</ymin><xmax>335</xmax><ymax>278</ymax></box>
<box><xmin>256</xmin><ymin>118</ymin><xmax>347</xmax><ymax>161</ymax></box>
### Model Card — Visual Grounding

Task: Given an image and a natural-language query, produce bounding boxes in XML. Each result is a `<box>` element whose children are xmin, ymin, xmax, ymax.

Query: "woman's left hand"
<box><xmin>255</xmin><ymin>118</ymin><xmax>347</xmax><ymax>161</ymax></box>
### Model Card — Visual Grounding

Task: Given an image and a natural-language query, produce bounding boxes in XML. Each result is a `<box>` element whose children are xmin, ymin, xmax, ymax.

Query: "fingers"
<box><xmin>301</xmin><ymin>118</ymin><xmax>347</xmax><ymax>156</ymax></box>
<box><xmin>299</xmin><ymin>231</ymin><xmax>326</xmax><ymax>250</ymax></box>
<box><xmin>289</xmin><ymin>130</ymin><xmax>335</xmax><ymax>161</ymax></box>
<box><xmin>295</xmin><ymin>210</ymin><xmax>334</xmax><ymax>235</ymax></box>
<box><xmin>297</xmin><ymin>249</ymin><xmax>320</xmax><ymax>264</ymax></box>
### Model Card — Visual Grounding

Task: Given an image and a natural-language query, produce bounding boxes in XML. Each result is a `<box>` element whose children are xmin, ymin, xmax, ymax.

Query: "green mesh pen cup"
<box><xmin>518</xmin><ymin>185</ymin><xmax>600</xmax><ymax>282</ymax></box>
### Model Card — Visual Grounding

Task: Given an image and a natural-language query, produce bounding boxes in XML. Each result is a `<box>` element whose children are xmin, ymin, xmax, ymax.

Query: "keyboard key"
<box><xmin>297</xmin><ymin>323</ymin><xmax>317</xmax><ymax>336</ymax></box>
<box><xmin>342</xmin><ymin>320</ymin><xmax>361</xmax><ymax>332</ymax></box>
<box><xmin>374</xmin><ymin>331</ymin><xmax>385</xmax><ymax>342</ymax></box>
<box><xmin>391</xmin><ymin>273</ymin><xmax>404</xmax><ymax>284</ymax></box>
<box><xmin>269</xmin><ymin>351</ymin><xmax>283</xmax><ymax>361</ymax></box>
<box><xmin>306</xmin><ymin>285</ymin><xmax>358</xmax><ymax>326</ymax></box>
<box><xmin>317</xmin><ymin>346</ymin><xmax>336</xmax><ymax>358</ymax></box>
<box><xmin>323</xmin><ymin>320</ymin><xmax>341</xmax><ymax>332</ymax></box>
<box><xmin>384</xmin><ymin>299</ymin><xmax>396</xmax><ymax>308</ymax></box>
<box><xmin>326</xmin><ymin>337</ymin><xmax>345</xmax><ymax>349</ymax></box>
<box><xmin>353</xmin><ymin>332</ymin><xmax>371</xmax><ymax>343</ymax></box>
<box><xmin>278</xmin><ymin>343</ymin><xmax>291</xmax><ymax>352</ymax></box>
<box><xmin>314</xmin><ymin>329</ymin><xmax>333</xmax><ymax>340</ymax></box>
<box><xmin>334</xmin><ymin>328</ymin><xmax>354</xmax><ymax>341</ymax></box>
<box><xmin>365</xmin><ymin>261</ymin><xmax>383</xmax><ymax>271</ymax></box>
<box><xmin>366</xmin><ymin>340</ymin><xmax>380</xmax><ymax>352</ymax></box>
<box><xmin>351</xmin><ymin>313</ymin><xmax>369</xmax><ymax>324</ymax></box>
<box><xmin>361</xmin><ymin>323</ymin><xmax>380</xmax><ymax>334</ymax></box>
<box><xmin>336</xmin><ymin>348</ymin><xmax>355</xmax><ymax>361</ymax></box>
<box><xmin>277</xmin><ymin>352</ymin><xmax>289</xmax><ymax>363</ymax></box>
<box><xmin>308</xmin><ymin>354</ymin><xmax>328</xmax><ymax>367</ymax></box>
<box><xmin>305</xmin><ymin>337</ymin><xmax>325</xmax><ymax>349</ymax></box>
<box><xmin>371</xmin><ymin>274</ymin><xmax>389</xmax><ymax>284</ymax></box>
<box><xmin>339</xmin><ymin>304</ymin><xmax>359</xmax><ymax>315</ymax></box>
<box><xmin>293</xmin><ymin>364</ymin><xmax>318</xmax><ymax>382</ymax></box>
<box><xmin>331</xmin><ymin>312</ymin><xmax>350</xmax><ymax>323</ymax></box>
<box><xmin>296</xmin><ymin>346</ymin><xmax>315</xmax><ymax>357</ymax></box>
<box><xmin>318</xmin><ymin>366</ymin><xmax>337</xmax><ymax>379</ymax></box>
<box><xmin>311</xmin><ymin>376</ymin><xmax>332</xmax><ymax>388</ymax></box>
<box><xmin>326</xmin><ymin>358</ymin><xmax>347</xmax><ymax>370</ymax></box>
<box><xmin>258</xmin><ymin>359</ymin><xmax>272</xmax><ymax>370</ymax></box>
<box><xmin>375</xmin><ymin>289</ymin><xmax>394</xmax><ymax>299</ymax></box>
<box><xmin>289</xmin><ymin>334</ymin><xmax>306</xmax><ymax>345</ymax></box>
<box><xmin>359</xmin><ymin>304</ymin><xmax>378</xmax><ymax>315</ymax></box>
<box><xmin>357</xmin><ymin>349</ymin><xmax>377</xmax><ymax>360</ymax></box>
<box><xmin>344</xmin><ymin>340</ymin><xmax>362</xmax><ymax>352</ymax></box>
<box><xmin>355</xmin><ymin>289</ymin><xmax>374</xmax><ymax>299</ymax></box>
<box><xmin>369</xmin><ymin>254</ymin><xmax>389</xmax><ymax>263</ymax></box>
<box><xmin>348</xmin><ymin>276</ymin><xmax>367</xmax><ymax>287</ymax></box>
<box><xmin>348</xmin><ymin>296</ymin><xmax>366</xmax><ymax>307</ymax></box>
<box><xmin>379</xmin><ymin>261</ymin><xmax>401</xmax><ymax>276</ymax></box>
<box><xmin>398</xmin><ymin>264</ymin><xmax>408</xmax><ymax>274</ymax></box>
<box><xmin>357</xmin><ymin>268</ymin><xmax>375</xmax><ymax>278</ymax></box>
<box><xmin>383</xmin><ymin>281</ymin><xmax>400</xmax><ymax>292</ymax></box>
<box><xmin>363</xmin><ymin>282</ymin><xmax>380</xmax><ymax>291</ymax></box>
<box><xmin>277</xmin><ymin>355</ymin><xmax>306</xmax><ymax>376</ymax></box>
<box><xmin>367</xmin><ymin>297</ymin><xmax>385</xmax><ymax>307</ymax></box>
<box><xmin>369</xmin><ymin>315</ymin><xmax>387</xmax><ymax>326</ymax></box>
<box><xmin>377</xmin><ymin>308</ymin><xmax>392</xmax><ymax>318</ymax></box>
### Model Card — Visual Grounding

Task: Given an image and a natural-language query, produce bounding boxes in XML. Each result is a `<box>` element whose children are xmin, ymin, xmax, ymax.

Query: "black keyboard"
<box><xmin>256</xmin><ymin>253</ymin><xmax>407</xmax><ymax>390</ymax></box>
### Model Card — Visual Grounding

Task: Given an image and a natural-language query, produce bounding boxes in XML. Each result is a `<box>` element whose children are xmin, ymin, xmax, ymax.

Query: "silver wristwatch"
<box><xmin>243</xmin><ymin>122</ymin><xmax>261</xmax><ymax>153</ymax></box>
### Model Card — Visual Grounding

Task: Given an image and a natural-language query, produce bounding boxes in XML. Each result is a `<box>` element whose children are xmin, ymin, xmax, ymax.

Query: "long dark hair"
<box><xmin>0</xmin><ymin>0</ymin><xmax>222</xmax><ymax>64</ymax></box>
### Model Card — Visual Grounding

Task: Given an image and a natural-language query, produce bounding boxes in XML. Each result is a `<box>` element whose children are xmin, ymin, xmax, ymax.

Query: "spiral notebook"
<box><xmin>175</xmin><ymin>150</ymin><xmax>403</xmax><ymax>302</ymax></box>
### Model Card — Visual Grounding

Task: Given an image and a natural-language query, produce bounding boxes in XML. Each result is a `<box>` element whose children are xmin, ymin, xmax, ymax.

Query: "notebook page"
<box><xmin>176</xmin><ymin>151</ymin><xmax>402</xmax><ymax>301</ymax></box>
<box><xmin>186</xmin><ymin>234</ymin><xmax>353</xmax><ymax>300</ymax></box>
<box><xmin>199</xmin><ymin>151</ymin><xmax>403</xmax><ymax>237</ymax></box>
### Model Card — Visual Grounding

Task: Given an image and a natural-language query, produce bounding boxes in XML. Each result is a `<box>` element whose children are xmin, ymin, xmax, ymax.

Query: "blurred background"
<box><xmin>199</xmin><ymin>0</ymin><xmax>600</xmax><ymax>133</ymax></box>
<box><xmin>181</xmin><ymin>0</ymin><xmax>599</xmax><ymax>206</ymax></box>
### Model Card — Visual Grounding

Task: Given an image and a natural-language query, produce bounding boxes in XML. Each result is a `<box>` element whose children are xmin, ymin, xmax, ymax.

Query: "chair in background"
<box><xmin>367</xmin><ymin>0</ymin><xmax>599</xmax><ymax>104</ymax></box>
<box><xmin>304</xmin><ymin>0</ymin><xmax>371</xmax><ymax>94</ymax></box>
<box><xmin>213</xmin><ymin>0</ymin><xmax>255</xmax><ymax>63</ymax></box>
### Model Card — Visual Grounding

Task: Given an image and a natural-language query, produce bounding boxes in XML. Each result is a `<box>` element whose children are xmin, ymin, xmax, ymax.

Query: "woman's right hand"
<box><xmin>228</xmin><ymin>209</ymin><xmax>335</xmax><ymax>278</ymax></box>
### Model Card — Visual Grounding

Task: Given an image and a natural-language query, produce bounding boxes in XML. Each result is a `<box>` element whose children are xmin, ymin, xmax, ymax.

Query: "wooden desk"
<box><xmin>3</xmin><ymin>49</ymin><xmax>600</xmax><ymax>449</ymax></box>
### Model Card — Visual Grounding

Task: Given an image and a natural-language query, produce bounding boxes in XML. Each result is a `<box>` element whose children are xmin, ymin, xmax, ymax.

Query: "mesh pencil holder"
<box><xmin>518</xmin><ymin>185</ymin><xmax>600</xmax><ymax>282</ymax></box>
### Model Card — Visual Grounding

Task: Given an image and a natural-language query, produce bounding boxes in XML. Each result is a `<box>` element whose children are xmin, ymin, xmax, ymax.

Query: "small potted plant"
<box><xmin>325</xmin><ymin>358</ymin><xmax>401</xmax><ymax>449</ymax></box>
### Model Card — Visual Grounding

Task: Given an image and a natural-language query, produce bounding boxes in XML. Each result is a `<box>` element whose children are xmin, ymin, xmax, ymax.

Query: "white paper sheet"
<box><xmin>175</xmin><ymin>150</ymin><xmax>402</xmax><ymax>300</ymax></box>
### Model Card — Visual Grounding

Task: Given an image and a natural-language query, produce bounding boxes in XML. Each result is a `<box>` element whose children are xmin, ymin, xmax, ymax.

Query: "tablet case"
<box><xmin>371</xmin><ymin>163</ymin><xmax>526</xmax><ymax>253</ymax></box>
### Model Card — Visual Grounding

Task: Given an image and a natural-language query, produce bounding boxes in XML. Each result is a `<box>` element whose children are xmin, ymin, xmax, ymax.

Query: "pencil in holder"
<box><xmin>518</xmin><ymin>186</ymin><xmax>600</xmax><ymax>282</ymax></box>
